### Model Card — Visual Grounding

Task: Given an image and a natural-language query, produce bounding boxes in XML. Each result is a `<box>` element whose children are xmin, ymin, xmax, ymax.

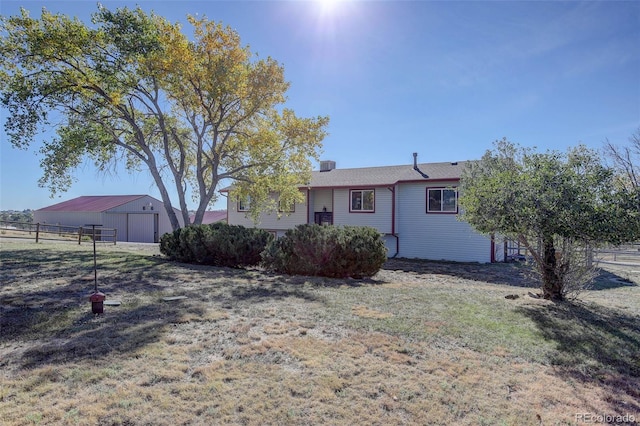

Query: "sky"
<box><xmin>1</xmin><ymin>0</ymin><xmax>639</xmax><ymax>211</ymax></box>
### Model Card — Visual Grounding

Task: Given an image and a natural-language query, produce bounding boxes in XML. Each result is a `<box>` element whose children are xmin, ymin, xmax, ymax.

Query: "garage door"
<box><xmin>128</xmin><ymin>214</ymin><xmax>156</xmax><ymax>243</ymax></box>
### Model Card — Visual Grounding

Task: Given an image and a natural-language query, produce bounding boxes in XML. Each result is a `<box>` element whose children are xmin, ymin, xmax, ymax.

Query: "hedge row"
<box><xmin>160</xmin><ymin>223</ymin><xmax>273</xmax><ymax>268</ymax></box>
<box><xmin>160</xmin><ymin>223</ymin><xmax>387</xmax><ymax>278</ymax></box>
<box><xmin>262</xmin><ymin>224</ymin><xmax>387</xmax><ymax>278</ymax></box>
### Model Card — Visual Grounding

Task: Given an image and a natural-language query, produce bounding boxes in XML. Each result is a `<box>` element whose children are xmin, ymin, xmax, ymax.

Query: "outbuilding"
<box><xmin>34</xmin><ymin>195</ymin><xmax>183</xmax><ymax>243</ymax></box>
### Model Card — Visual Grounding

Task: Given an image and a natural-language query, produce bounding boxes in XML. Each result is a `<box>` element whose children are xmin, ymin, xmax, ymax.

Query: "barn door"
<box><xmin>128</xmin><ymin>214</ymin><xmax>155</xmax><ymax>243</ymax></box>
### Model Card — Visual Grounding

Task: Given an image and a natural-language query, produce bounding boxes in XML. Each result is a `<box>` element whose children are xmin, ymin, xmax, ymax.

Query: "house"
<box><xmin>34</xmin><ymin>195</ymin><xmax>184</xmax><ymax>243</ymax></box>
<box><xmin>189</xmin><ymin>210</ymin><xmax>227</xmax><ymax>225</ymax></box>
<box><xmin>224</xmin><ymin>155</ymin><xmax>503</xmax><ymax>263</ymax></box>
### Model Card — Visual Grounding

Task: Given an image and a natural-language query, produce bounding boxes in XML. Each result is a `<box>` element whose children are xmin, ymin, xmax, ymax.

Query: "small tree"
<box><xmin>459</xmin><ymin>139</ymin><xmax>640</xmax><ymax>301</ymax></box>
<box><xmin>603</xmin><ymin>128</ymin><xmax>640</xmax><ymax>193</ymax></box>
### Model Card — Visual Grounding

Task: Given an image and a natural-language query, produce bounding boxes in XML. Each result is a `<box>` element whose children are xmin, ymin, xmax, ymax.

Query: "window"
<box><xmin>350</xmin><ymin>189</ymin><xmax>375</xmax><ymax>212</ymax></box>
<box><xmin>238</xmin><ymin>197</ymin><xmax>251</xmax><ymax>212</ymax></box>
<box><xmin>278</xmin><ymin>199</ymin><xmax>295</xmax><ymax>213</ymax></box>
<box><xmin>427</xmin><ymin>188</ymin><xmax>457</xmax><ymax>213</ymax></box>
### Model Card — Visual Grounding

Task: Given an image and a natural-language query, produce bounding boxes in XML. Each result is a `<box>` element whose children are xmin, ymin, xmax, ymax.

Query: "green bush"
<box><xmin>160</xmin><ymin>223</ymin><xmax>273</xmax><ymax>268</ymax></box>
<box><xmin>262</xmin><ymin>224</ymin><xmax>387</xmax><ymax>278</ymax></box>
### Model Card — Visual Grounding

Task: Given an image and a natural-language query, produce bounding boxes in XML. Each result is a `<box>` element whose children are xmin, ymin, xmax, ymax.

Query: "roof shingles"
<box><xmin>219</xmin><ymin>161</ymin><xmax>469</xmax><ymax>193</ymax></box>
<box><xmin>307</xmin><ymin>161</ymin><xmax>468</xmax><ymax>188</ymax></box>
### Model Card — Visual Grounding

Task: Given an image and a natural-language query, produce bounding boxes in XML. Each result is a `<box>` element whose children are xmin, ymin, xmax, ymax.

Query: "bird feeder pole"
<box><xmin>91</xmin><ymin>224</ymin><xmax>98</xmax><ymax>292</ymax></box>
<box><xmin>86</xmin><ymin>224</ymin><xmax>105</xmax><ymax>313</ymax></box>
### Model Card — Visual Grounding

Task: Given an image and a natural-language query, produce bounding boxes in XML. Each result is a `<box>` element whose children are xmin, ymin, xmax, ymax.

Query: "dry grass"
<box><xmin>1</xmin><ymin>239</ymin><xmax>638</xmax><ymax>425</ymax></box>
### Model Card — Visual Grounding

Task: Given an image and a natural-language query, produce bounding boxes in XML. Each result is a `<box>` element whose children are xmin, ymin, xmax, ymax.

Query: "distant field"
<box><xmin>0</xmin><ymin>239</ymin><xmax>638</xmax><ymax>425</ymax></box>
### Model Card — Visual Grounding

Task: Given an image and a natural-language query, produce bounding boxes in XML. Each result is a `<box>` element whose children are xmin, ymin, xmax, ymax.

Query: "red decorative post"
<box><xmin>89</xmin><ymin>291</ymin><xmax>106</xmax><ymax>314</ymax></box>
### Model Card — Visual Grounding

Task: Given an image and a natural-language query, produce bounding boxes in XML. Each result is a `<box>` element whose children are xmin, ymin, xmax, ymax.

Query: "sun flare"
<box><xmin>317</xmin><ymin>0</ymin><xmax>344</xmax><ymax>16</ymax></box>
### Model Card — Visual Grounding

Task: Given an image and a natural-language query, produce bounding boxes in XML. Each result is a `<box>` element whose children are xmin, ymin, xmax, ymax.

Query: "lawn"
<box><xmin>0</xmin><ymin>239</ymin><xmax>638</xmax><ymax>425</ymax></box>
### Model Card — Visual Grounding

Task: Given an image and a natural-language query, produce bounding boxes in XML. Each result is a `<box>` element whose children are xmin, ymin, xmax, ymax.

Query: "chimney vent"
<box><xmin>320</xmin><ymin>160</ymin><xmax>336</xmax><ymax>172</ymax></box>
<box><xmin>412</xmin><ymin>152</ymin><xmax>429</xmax><ymax>179</ymax></box>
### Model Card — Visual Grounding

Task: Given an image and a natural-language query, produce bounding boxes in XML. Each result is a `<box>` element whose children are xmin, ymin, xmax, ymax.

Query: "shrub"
<box><xmin>160</xmin><ymin>227</ymin><xmax>189</xmax><ymax>261</ymax></box>
<box><xmin>160</xmin><ymin>223</ymin><xmax>273</xmax><ymax>268</ymax></box>
<box><xmin>262</xmin><ymin>224</ymin><xmax>387</xmax><ymax>278</ymax></box>
<box><xmin>204</xmin><ymin>223</ymin><xmax>274</xmax><ymax>268</ymax></box>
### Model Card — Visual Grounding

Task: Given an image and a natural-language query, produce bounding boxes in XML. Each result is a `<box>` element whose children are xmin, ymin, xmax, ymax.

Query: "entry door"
<box><xmin>128</xmin><ymin>214</ymin><xmax>155</xmax><ymax>243</ymax></box>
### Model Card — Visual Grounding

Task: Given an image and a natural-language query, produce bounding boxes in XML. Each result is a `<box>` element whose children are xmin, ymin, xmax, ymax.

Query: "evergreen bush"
<box><xmin>262</xmin><ymin>224</ymin><xmax>387</xmax><ymax>278</ymax></box>
<box><xmin>160</xmin><ymin>223</ymin><xmax>273</xmax><ymax>268</ymax></box>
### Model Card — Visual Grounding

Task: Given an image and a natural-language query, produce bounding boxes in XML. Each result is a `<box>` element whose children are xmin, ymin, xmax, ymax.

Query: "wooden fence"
<box><xmin>0</xmin><ymin>220</ymin><xmax>117</xmax><ymax>245</ymax></box>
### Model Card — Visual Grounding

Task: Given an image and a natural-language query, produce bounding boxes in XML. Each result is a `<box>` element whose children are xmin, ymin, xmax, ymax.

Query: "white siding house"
<box><xmin>224</xmin><ymin>157</ymin><xmax>504</xmax><ymax>263</ymax></box>
<box><xmin>34</xmin><ymin>195</ymin><xmax>184</xmax><ymax>243</ymax></box>
<box><xmin>228</xmin><ymin>192</ymin><xmax>308</xmax><ymax>238</ymax></box>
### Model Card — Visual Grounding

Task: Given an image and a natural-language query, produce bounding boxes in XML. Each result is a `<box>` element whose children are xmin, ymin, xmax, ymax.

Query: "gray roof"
<box><xmin>307</xmin><ymin>161</ymin><xmax>469</xmax><ymax>188</ymax></box>
<box><xmin>219</xmin><ymin>161</ymin><xmax>470</xmax><ymax>192</ymax></box>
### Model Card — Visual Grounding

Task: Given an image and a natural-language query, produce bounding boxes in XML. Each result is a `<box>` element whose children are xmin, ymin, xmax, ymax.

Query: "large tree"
<box><xmin>0</xmin><ymin>6</ymin><xmax>328</xmax><ymax>230</ymax></box>
<box><xmin>459</xmin><ymin>139</ymin><xmax>640</xmax><ymax>301</ymax></box>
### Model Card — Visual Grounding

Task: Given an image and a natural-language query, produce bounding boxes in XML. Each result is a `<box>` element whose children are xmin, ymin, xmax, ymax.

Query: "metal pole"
<box><xmin>92</xmin><ymin>224</ymin><xmax>97</xmax><ymax>293</ymax></box>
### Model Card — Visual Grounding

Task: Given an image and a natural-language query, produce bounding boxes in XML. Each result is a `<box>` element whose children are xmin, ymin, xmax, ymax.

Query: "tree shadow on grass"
<box><xmin>0</xmin><ymin>278</ymin><xmax>210</xmax><ymax>371</ymax></box>
<box><xmin>230</xmin><ymin>284</ymin><xmax>320</xmax><ymax>303</ymax></box>
<box><xmin>0</xmin><ymin>248</ymin><xmax>225</xmax><ymax>370</ymax></box>
<box><xmin>517</xmin><ymin>301</ymin><xmax>640</xmax><ymax>415</ymax></box>
<box><xmin>265</xmin><ymin>272</ymin><xmax>387</xmax><ymax>288</ymax></box>
<box><xmin>18</xmin><ymin>303</ymin><xmax>199</xmax><ymax>369</ymax></box>
<box><xmin>383</xmin><ymin>258</ymin><xmax>539</xmax><ymax>288</ymax></box>
<box><xmin>0</xmin><ymin>247</ymin><xmax>331</xmax><ymax>371</ymax></box>
<box><xmin>589</xmin><ymin>269</ymin><xmax>638</xmax><ymax>291</ymax></box>
<box><xmin>382</xmin><ymin>258</ymin><xmax>639</xmax><ymax>292</ymax></box>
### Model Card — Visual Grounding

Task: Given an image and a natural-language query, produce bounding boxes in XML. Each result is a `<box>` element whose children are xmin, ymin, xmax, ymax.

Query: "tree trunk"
<box><xmin>541</xmin><ymin>237</ymin><xmax>563</xmax><ymax>301</ymax></box>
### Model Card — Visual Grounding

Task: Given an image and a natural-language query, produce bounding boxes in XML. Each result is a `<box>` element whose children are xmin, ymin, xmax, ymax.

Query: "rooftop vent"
<box><xmin>320</xmin><ymin>160</ymin><xmax>336</xmax><ymax>172</ymax></box>
<box><xmin>412</xmin><ymin>153</ymin><xmax>429</xmax><ymax>178</ymax></box>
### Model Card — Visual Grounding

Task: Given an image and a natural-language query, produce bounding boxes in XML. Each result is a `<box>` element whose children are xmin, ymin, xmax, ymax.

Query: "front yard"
<box><xmin>0</xmin><ymin>239</ymin><xmax>638</xmax><ymax>425</ymax></box>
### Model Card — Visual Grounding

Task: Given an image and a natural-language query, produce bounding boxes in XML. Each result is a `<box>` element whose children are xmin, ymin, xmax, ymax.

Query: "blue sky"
<box><xmin>1</xmin><ymin>0</ymin><xmax>638</xmax><ymax>211</ymax></box>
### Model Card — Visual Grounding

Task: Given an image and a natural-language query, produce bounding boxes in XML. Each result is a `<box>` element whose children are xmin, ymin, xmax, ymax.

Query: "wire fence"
<box><xmin>593</xmin><ymin>244</ymin><xmax>640</xmax><ymax>265</ymax></box>
<box><xmin>504</xmin><ymin>238</ymin><xmax>640</xmax><ymax>266</ymax></box>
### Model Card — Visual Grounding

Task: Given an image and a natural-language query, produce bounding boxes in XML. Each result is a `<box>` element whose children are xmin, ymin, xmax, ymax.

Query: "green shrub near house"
<box><xmin>160</xmin><ymin>223</ymin><xmax>273</xmax><ymax>268</ymax></box>
<box><xmin>262</xmin><ymin>224</ymin><xmax>387</xmax><ymax>278</ymax></box>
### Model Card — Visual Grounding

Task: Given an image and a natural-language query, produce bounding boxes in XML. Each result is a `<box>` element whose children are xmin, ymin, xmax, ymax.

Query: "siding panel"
<box><xmin>103</xmin><ymin>213</ymin><xmax>128</xmax><ymax>242</ymax></box>
<box><xmin>397</xmin><ymin>183</ymin><xmax>492</xmax><ymax>262</ymax></box>
<box><xmin>332</xmin><ymin>188</ymin><xmax>392</xmax><ymax>233</ymax></box>
<box><xmin>227</xmin><ymin>192</ymin><xmax>307</xmax><ymax>231</ymax></box>
<box><xmin>34</xmin><ymin>211</ymin><xmax>103</xmax><ymax>228</ymax></box>
<box><xmin>312</xmin><ymin>190</ymin><xmax>333</xmax><ymax>213</ymax></box>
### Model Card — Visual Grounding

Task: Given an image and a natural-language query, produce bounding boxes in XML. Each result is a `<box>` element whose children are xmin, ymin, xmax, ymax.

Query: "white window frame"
<box><xmin>238</xmin><ymin>196</ymin><xmax>251</xmax><ymax>212</ymax></box>
<box><xmin>278</xmin><ymin>199</ymin><xmax>295</xmax><ymax>213</ymax></box>
<box><xmin>427</xmin><ymin>188</ymin><xmax>458</xmax><ymax>213</ymax></box>
<box><xmin>350</xmin><ymin>189</ymin><xmax>375</xmax><ymax>213</ymax></box>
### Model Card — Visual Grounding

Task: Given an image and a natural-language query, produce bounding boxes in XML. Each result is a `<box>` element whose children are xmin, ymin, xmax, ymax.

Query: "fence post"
<box><xmin>113</xmin><ymin>228</ymin><xmax>117</xmax><ymax>245</ymax></box>
<box><xmin>35</xmin><ymin>223</ymin><xmax>40</xmax><ymax>243</ymax></box>
<box><xmin>78</xmin><ymin>227</ymin><xmax>83</xmax><ymax>245</ymax></box>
